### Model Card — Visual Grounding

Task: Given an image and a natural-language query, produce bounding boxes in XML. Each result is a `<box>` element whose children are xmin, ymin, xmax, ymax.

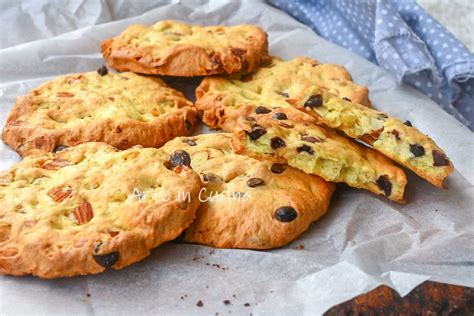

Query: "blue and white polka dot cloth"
<box><xmin>268</xmin><ymin>0</ymin><xmax>474</xmax><ymax>130</ymax></box>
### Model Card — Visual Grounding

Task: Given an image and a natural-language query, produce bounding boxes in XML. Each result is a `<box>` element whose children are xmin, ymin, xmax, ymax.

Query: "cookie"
<box><xmin>232</xmin><ymin>110</ymin><xmax>407</xmax><ymax>203</ymax></box>
<box><xmin>2</xmin><ymin>68</ymin><xmax>197</xmax><ymax>157</ymax></box>
<box><xmin>0</xmin><ymin>142</ymin><xmax>202</xmax><ymax>278</ymax></box>
<box><xmin>160</xmin><ymin>133</ymin><xmax>335</xmax><ymax>249</ymax></box>
<box><xmin>101</xmin><ymin>20</ymin><xmax>270</xmax><ymax>77</ymax></box>
<box><xmin>290</xmin><ymin>87</ymin><xmax>454</xmax><ymax>188</ymax></box>
<box><xmin>196</xmin><ymin>57</ymin><xmax>371</xmax><ymax>131</ymax></box>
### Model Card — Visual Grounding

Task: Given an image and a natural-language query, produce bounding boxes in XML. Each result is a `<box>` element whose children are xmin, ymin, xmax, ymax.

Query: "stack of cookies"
<box><xmin>0</xmin><ymin>20</ymin><xmax>453</xmax><ymax>278</ymax></box>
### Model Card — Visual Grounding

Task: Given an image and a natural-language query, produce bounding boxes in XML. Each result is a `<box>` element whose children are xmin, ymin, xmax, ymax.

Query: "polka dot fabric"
<box><xmin>268</xmin><ymin>0</ymin><xmax>474</xmax><ymax>130</ymax></box>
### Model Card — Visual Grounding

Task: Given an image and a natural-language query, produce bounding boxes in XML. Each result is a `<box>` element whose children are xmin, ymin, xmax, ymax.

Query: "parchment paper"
<box><xmin>0</xmin><ymin>1</ymin><xmax>473</xmax><ymax>315</ymax></box>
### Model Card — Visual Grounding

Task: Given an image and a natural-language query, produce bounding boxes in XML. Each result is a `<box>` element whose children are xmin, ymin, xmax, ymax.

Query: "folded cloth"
<box><xmin>268</xmin><ymin>0</ymin><xmax>474</xmax><ymax>131</ymax></box>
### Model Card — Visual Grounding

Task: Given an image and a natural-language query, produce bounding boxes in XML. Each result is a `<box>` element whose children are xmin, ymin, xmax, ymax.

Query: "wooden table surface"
<box><xmin>324</xmin><ymin>281</ymin><xmax>474</xmax><ymax>315</ymax></box>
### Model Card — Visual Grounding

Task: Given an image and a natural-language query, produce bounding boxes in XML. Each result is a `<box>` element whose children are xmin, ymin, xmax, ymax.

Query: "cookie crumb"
<box><xmin>196</xmin><ymin>300</ymin><xmax>203</xmax><ymax>307</ymax></box>
<box><xmin>86</xmin><ymin>293</ymin><xmax>91</xmax><ymax>297</ymax></box>
<box><xmin>244</xmin><ymin>303</ymin><xmax>251</xmax><ymax>307</ymax></box>
<box><xmin>232</xmin><ymin>294</ymin><xmax>236</xmax><ymax>298</ymax></box>
<box><xmin>296</xmin><ymin>244</ymin><xmax>305</xmax><ymax>250</ymax></box>
<box><xmin>223</xmin><ymin>300</ymin><xmax>231</xmax><ymax>305</ymax></box>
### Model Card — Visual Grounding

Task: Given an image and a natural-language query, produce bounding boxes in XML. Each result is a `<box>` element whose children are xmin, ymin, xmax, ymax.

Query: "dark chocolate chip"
<box><xmin>297</xmin><ymin>145</ymin><xmax>314</xmax><ymax>155</ymax></box>
<box><xmin>275</xmin><ymin>206</ymin><xmax>297</xmax><ymax>222</ymax></box>
<box><xmin>404</xmin><ymin>120</ymin><xmax>412</xmax><ymax>127</ymax></box>
<box><xmin>169</xmin><ymin>150</ymin><xmax>191</xmax><ymax>167</ymax></box>
<box><xmin>54</xmin><ymin>145</ymin><xmax>68</xmax><ymax>152</ymax></box>
<box><xmin>391</xmin><ymin>130</ymin><xmax>400</xmax><ymax>140</ymax></box>
<box><xmin>247</xmin><ymin>125</ymin><xmax>267</xmax><ymax>140</ymax></box>
<box><xmin>182</xmin><ymin>138</ymin><xmax>197</xmax><ymax>146</ymax></box>
<box><xmin>255</xmin><ymin>106</ymin><xmax>271</xmax><ymax>114</ymax></box>
<box><xmin>342</xmin><ymin>97</ymin><xmax>352</xmax><ymax>102</ymax></box>
<box><xmin>270</xmin><ymin>163</ymin><xmax>286</xmax><ymax>174</ymax></box>
<box><xmin>432</xmin><ymin>150</ymin><xmax>450</xmax><ymax>166</ymax></box>
<box><xmin>271</xmin><ymin>137</ymin><xmax>286</xmax><ymax>149</ymax></box>
<box><xmin>304</xmin><ymin>94</ymin><xmax>323</xmax><ymax>108</ymax></box>
<box><xmin>97</xmin><ymin>65</ymin><xmax>108</xmax><ymax>76</ymax></box>
<box><xmin>93</xmin><ymin>251</ymin><xmax>119</xmax><ymax>268</ymax></box>
<box><xmin>185</xmin><ymin>120</ymin><xmax>192</xmax><ymax>130</ymax></box>
<box><xmin>376</xmin><ymin>175</ymin><xmax>392</xmax><ymax>197</ymax></box>
<box><xmin>409</xmin><ymin>144</ymin><xmax>425</xmax><ymax>157</ymax></box>
<box><xmin>202</xmin><ymin>173</ymin><xmax>222</xmax><ymax>182</ymax></box>
<box><xmin>247</xmin><ymin>177</ymin><xmax>264</xmax><ymax>188</ymax></box>
<box><xmin>280</xmin><ymin>92</ymin><xmax>289</xmax><ymax>98</ymax></box>
<box><xmin>301</xmin><ymin>136</ymin><xmax>321</xmax><ymax>143</ymax></box>
<box><xmin>278</xmin><ymin>122</ymin><xmax>294</xmax><ymax>129</ymax></box>
<box><xmin>272</xmin><ymin>112</ymin><xmax>287</xmax><ymax>120</ymax></box>
<box><xmin>196</xmin><ymin>300</ymin><xmax>204</xmax><ymax>307</ymax></box>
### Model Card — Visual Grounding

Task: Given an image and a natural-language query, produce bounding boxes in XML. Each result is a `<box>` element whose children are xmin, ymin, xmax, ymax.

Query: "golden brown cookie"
<box><xmin>101</xmin><ymin>20</ymin><xmax>270</xmax><ymax>76</ymax></box>
<box><xmin>0</xmin><ymin>142</ymin><xmax>202</xmax><ymax>278</ymax></box>
<box><xmin>232</xmin><ymin>110</ymin><xmax>407</xmax><ymax>203</ymax></box>
<box><xmin>2</xmin><ymin>67</ymin><xmax>197</xmax><ymax>157</ymax></box>
<box><xmin>195</xmin><ymin>56</ymin><xmax>371</xmax><ymax>131</ymax></box>
<box><xmin>161</xmin><ymin>133</ymin><xmax>335</xmax><ymax>249</ymax></box>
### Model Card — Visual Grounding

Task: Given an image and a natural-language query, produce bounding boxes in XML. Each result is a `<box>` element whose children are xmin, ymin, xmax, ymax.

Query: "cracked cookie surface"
<box><xmin>161</xmin><ymin>133</ymin><xmax>335</xmax><ymax>249</ymax></box>
<box><xmin>0</xmin><ymin>142</ymin><xmax>202</xmax><ymax>278</ymax></box>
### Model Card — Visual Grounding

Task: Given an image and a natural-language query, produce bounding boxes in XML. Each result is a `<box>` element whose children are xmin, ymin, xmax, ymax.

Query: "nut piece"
<box><xmin>72</xmin><ymin>201</ymin><xmax>94</xmax><ymax>225</ymax></box>
<box><xmin>48</xmin><ymin>186</ymin><xmax>73</xmax><ymax>202</ymax></box>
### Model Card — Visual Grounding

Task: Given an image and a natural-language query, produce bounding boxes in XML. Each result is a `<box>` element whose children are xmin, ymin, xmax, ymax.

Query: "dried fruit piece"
<box><xmin>255</xmin><ymin>106</ymin><xmax>271</xmax><ymax>114</ymax></box>
<box><xmin>231</xmin><ymin>48</ymin><xmax>246</xmax><ymax>56</ymax></box>
<box><xmin>247</xmin><ymin>125</ymin><xmax>266</xmax><ymax>140</ymax></box>
<box><xmin>297</xmin><ymin>145</ymin><xmax>314</xmax><ymax>155</ymax></box>
<box><xmin>376</xmin><ymin>175</ymin><xmax>392</xmax><ymax>197</ymax></box>
<box><xmin>275</xmin><ymin>206</ymin><xmax>297</xmax><ymax>222</ymax></box>
<box><xmin>409</xmin><ymin>144</ymin><xmax>425</xmax><ymax>157</ymax></box>
<box><xmin>432</xmin><ymin>150</ymin><xmax>450</xmax><ymax>166</ymax></box>
<box><xmin>391</xmin><ymin>130</ymin><xmax>400</xmax><ymax>140</ymax></box>
<box><xmin>272</xmin><ymin>112</ymin><xmax>287</xmax><ymax>120</ymax></box>
<box><xmin>93</xmin><ymin>251</ymin><xmax>119</xmax><ymax>268</ymax></box>
<box><xmin>72</xmin><ymin>201</ymin><xmax>94</xmax><ymax>225</ymax></box>
<box><xmin>97</xmin><ymin>65</ymin><xmax>108</xmax><ymax>76</ymax></box>
<box><xmin>270</xmin><ymin>163</ymin><xmax>286</xmax><ymax>174</ymax></box>
<box><xmin>56</xmin><ymin>92</ymin><xmax>74</xmax><ymax>98</ymax></box>
<box><xmin>169</xmin><ymin>150</ymin><xmax>191</xmax><ymax>167</ymax></box>
<box><xmin>342</xmin><ymin>97</ymin><xmax>351</xmax><ymax>102</ymax></box>
<box><xmin>404</xmin><ymin>120</ymin><xmax>412</xmax><ymax>126</ymax></box>
<box><xmin>42</xmin><ymin>159</ymin><xmax>72</xmax><ymax>170</ymax></box>
<box><xmin>48</xmin><ymin>186</ymin><xmax>72</xmax><ymax>202</ymax></box>
<box><xmin>304</xmin><ymin>94</ymin><xmax>323</xmax><ymax>108</ymax></box>
<box><xmin>270</xmin><ymin>137</ymin><xmax>286</xmax><ymax>149</ymax></box>
<box><xmin>247</xmin><ymin>178</ymin><xmax>264</xmax><ymax>188</ymax></box>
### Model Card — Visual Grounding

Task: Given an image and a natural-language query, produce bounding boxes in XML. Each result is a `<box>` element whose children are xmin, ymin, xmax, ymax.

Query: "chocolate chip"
<box><xmin>54</xmin><ymin>145</ymin><xmax>68</xmax><ymax>152</ymax></box>
<box><xmin>169</xmin><ymin>150</ymin><xmax>191</xmax><ymax>167</ymax></box>
<box><xmin>391</xmin><ymin>130</ymin><xmax>400</xmax><ymax>140</ymax></box>
<box><xmin>185</xmin><ymin>120</ymin><xmax>192</xmax><ymax>130</ymax></box>
<box><xmin>255</xmin><ymin>106</ymin><xmax>271</xmax><ymax>114</ymax></box>
<box><xmin>272</xmin><ymin>112</ymin><xmax>287</xmax><ymax>120</ymax></box>
<box><xmin>97</xmin><ymin>65</ymin><xmax>108</xmax><ymax>76</ymax></box>
<box><xmin>196</xmin><ymin>300</ymin><xmax>204</xmax><ymax>307</ymax></box>
<box><xmin>432</xmin><ymin>150</ymin><xmax>450</xmax><ymax>166</ymax></box>
<box><xmin>278</xmin><ymin>122</ymin><xmax>293</xmax><ymax>129</ymax></box>
<box><xmin>271</xmin><ymin>137</ymin><xmax>286</xmax><ymax>149</ymax></box>
<box><xmin>280</xmin><ymin>92</ymin><xmax>289</xmax><ymax>98</ymax></box>
<box><xmin>304</xmin><ymin>94</ymin><xmax>323</xmax><ymax>108</ymax></box>
<box><xmin>93</xmin><ymin>251</ymin><xmax>119</xmax><ymax>268</ymax></box>
<box><xmin>275</xmin><ymin>206</ymin><xmax>297</xmax><ymax>222</ymax></box>
<box><xmin>301</xmin><ymin>136</ymin><xmax>321</xmax><ymax>143</ymax></box>
<box><xmin>247</xmin><ymin>125</ymin><xmax>266</xmax><ymax>140</ymax></box>
<box><xmin>202</xmin><ymin>173</ymin><xmax>222</xmax><ymax>182</ymax></box>
<box><xmin>182</xmin><ymin>138</ymin><xmax>197</xmax><ymax>146</ymax></box>
<box><xmin>247</xmin><ymin>178</ymin><xmax>264</xmax><ymax>188</ymax></box>
<box><xmin>409</xmin><ymin>144</ymin><xmax>425</xmax><ymax>157</ymax></box>
<box><xmin>270</xmin><ymin>163</ymin><xmax>286</xmax><ymax>174</ymax></box>
<box><xmin>404</xmin><ymin>120</ymin><xmax>412</xmax><ymax>127</ymax></box>
<box><xmin>297</xmin><ymin>145</ymin><xmax>314</xmax><ymax>155</ymax></box>
<box><xmin>376</xmin><ymin>175</ymin><xmax>392</xmax><ymax>197</ymax></box>
<box><xmin>342</xmin><ymin>97</ymin><xmax>352</xmax><ymax>102</ymax></box>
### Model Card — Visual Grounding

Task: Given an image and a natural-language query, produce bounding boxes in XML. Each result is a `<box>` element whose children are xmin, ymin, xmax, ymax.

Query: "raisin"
<box><xmin>270</xmin><ymin>163</ymin><xmax>286</xmax><ymax>174</ymax></box>
<box><xmin>432</xmin><ymin>150</ymin><xmax>450</xmax><ymax>166</ymax></box>
<box><xmin>272</xmin><ymin>112</ymin><xmax>287</xmax><ymax>120</ymax></box>
<box><xmin>255</xmin><ymin>106</ymin><xmax>271</xmax><ymax>114</ymax></box>
<box><xmin>182</xmin><ymin>139</ymin><xmax>197</xmax><ymax>146</ymax></box>
<box><xmin>247</xmin><ymin>125</ymin><xmax>266</xmax><ymax>140</ymax></box>
<box><xmin>93</xmin><ymin>251</ymin><xmax>119</xmax><ymax>268</ymax></box>
<box><xmin>275</xmin><ymin>206</ymin><xmax>297</xmax><ymax>222</ymax></box>
<box><xmin>410</xmin><ymin>144</ymin><xmax>425</xmax><ymax>157</ymax></box>
<box><xmin>169</xmin><ymin>150</ymin><xmax>191</xmax><ymax>167</ymax></box>
<box><xmin>297</xmin><ymin>145</ymin><xmax>314</xmax><ymax>154</ymax></box>
<box><xmin>280</xmin><ymin>92</ymin><xmax>289</xmax><ymax>98</ymax></box>
<box><xmin>247</xmin><ymin>178</ymin><xmax>264</xmax><ymax>188</ymax></box>
<box><xmin>404</xmin><ymin>120</ymin><xmax>412</xmax><ymax>126</ymax></box>
<box><xmin>278</xmin><ymin>122</ymin><xmax>293</xmax><ymax>129</ymax></box>
<box><xmin>97</xmin><ymin>65</ymin><xmax>108</xmax><ymax>76</ymax></box>
<box><xmin>54</xmin><ymin>145</ymin><xmax>68</xmax><ymax>152</ymax></box>
<box><xmin>304</xmin><ymin>94</ymin><xmax>323</xmax><ymax>108</ymax></box>
<box><xmin>391</xmin><ymin>130</ymin><xmax>400</xmax><ymax>140</ymax></box>
<box><xmin>271</xmin><ymin>137</ymin><xmax>286</xmax><ymax>149</ymax></box>
<box><xmin>376</xmin><ymin>175</ymin><xmax>392</xmax><ymax>197</ymax></box>
<box><xmin>231</xmin><ymin>48</ymin><xmax>246</xmax><ymax>56</ymax></box>
<box><xmin>301</xmin><ymin>136</ymin><xmax>321</xmax><ymax>143</ymax></box>
<box><xmin>342</xmin><ymin>97</ymin><xmax>351</xmax><ymax>102</ymax></box>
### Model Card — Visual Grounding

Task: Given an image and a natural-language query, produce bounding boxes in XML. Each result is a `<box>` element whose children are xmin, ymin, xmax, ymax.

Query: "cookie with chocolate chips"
<box><xmin>232</xmin><ymin>109</ymin><xmax>407</xmax><ymax>203</ymax></box>
<box><xmin>0</xmin><ymin>143</ymin><xmax>202</xmax><ymax>278</ymax></box>
<box><xmin>2</xmin><ymin>69</ymin><xmax>197</xmax><ymax>157</ymax></box>
<box><xmin>160</xmin><ymin>133</ymin><xmax>335</xmax><ymax>249</ymax></box>
<box><xmin>195</xmin><ymin>56</ymin><xmax>371</xmax><ymax>131</ymax></box>
<box><xmin>101</xmin><ymin>20</ymin><xmax>270</xmax><ymax>76</ymax></box>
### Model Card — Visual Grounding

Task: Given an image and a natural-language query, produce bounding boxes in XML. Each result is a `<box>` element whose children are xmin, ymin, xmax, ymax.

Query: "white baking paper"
<box><xmin>0</xmin><ymin>1</ymin><xmax>473</xmax><ymax>315</ymax></box>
